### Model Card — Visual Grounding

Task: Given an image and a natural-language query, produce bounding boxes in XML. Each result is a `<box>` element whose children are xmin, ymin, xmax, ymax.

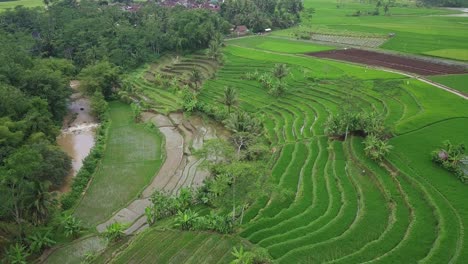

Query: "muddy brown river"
<box><xmin>57</xmin><ymin>81</ymin><xmax>98</xmax><ymax>192</ymax></box>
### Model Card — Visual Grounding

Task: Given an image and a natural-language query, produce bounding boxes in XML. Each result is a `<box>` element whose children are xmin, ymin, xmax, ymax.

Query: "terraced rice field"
<box><xmin>75</xmin><ymin>38</ymin><xmax>468</xmax><ymax>263</ymax></box>
<box><xmin>195</xmin><ymin>44</ymin><xmax>468</xmax><ymax>263</ymax></box>
<box><xmin>124</xmin><ymin>53</ymin><xmax>218</xmax><ymax>113</ymax></box>
<box><xmin>107</xmin><ymin>229</ymin><xmax>250</xmax><ymax>264</ymax></box>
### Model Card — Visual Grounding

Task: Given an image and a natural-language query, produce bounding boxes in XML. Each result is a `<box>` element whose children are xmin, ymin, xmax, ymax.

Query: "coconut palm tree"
<box><xmin>189</xmin><ymin>68</ymin><xmax>203</xmax><ymax>91</ymax></box>
<box><xmin>27</xmin><ymin>230</ymin><xmax>55</xmax><ymax>253</ymax></box>
<box><xmin>221</xmin><ymin>86</ymin><xmax>238</xmax><ymax>114</ymax></box>
<box><xmin>272</xmin><ymin>63</ymin><xmax>289</xmax><ymax>81</ymax></box>
<box><xmin>364</xmin><ymin>135</ymin><xmax>393</xmax><ymax>161</ymax></box>
<box><xmin>62</xmin><ymin>215</ymin><xmax>82</xmax><ymax>238</ymax></box>
<box><xmin>206</xmin><ymin>40</ymin><xmax>224</xmax><ymax>63</ymax></box>
<box><xmin>223</xmin><ymin>111</ymin><xmax>262</xmax><ymax>135</ymax></box>
<box><xmin>29</xmin><ymin>181</ymin><xmax>56</xmax><ymax>226</ymax></box>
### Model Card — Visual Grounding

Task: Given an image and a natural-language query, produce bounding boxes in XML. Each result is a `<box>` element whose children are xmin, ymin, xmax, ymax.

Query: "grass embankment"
<box><xmin>73</xmin><ymin>102</ymin><xmax>164</xmax><ymax>227</ymax></box>
<box><xmin>272</xmin><ymin>0</ymin><xmax>468</xmax><ymax>61</ymax></box>
<box><xmin>429</xmin><ymin>74</ymin><xmax>468</xmax><ymax>95</ymax></box>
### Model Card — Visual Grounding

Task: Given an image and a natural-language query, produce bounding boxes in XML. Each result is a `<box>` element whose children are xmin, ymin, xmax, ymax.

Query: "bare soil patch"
<box><xmin>307</xmin><ymin>49</ymin><xmax>468</xmax><ymax>76</ymax></box>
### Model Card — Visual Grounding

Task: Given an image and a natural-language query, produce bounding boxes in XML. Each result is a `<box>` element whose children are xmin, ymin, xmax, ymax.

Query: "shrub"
<box><xmin>3</xmin><ymin>243</ymin><xmax>29</xmax><ymax>264</ymax></box>
<box><xmin>230</xmin><ymin>246</ymin><xmax>272</xmax><ymax>264</ymax></box>
<box><xmin>103</xmin><ymin>222</ymin><xmax>125</xmax><ymax>242</ymax></box>
<box><xmin>431</xmin><ymin>140</ymin><xmax>467</xmax><ymax>183</ymax></box>
<box><xmin>242</xmin><ymin>70</ymin><xmax>260</xmax><ymax>81</ymax></box>
<box><xmin>196</xmin><ymin>102</ymin><xmax>228</xmax><ymax>122</ymax></box>
<box><xmin>90</xmin><ymin>91</ymin><xmax>108</xmax><ymax>121</ymax></box>
<box><xmin>251</xmin><ymin>247</ymin><xmax>273</xmax><ymax>264</ymax></box>
<box><xmin>182</xmin><ymin>88</ymin><xmax>199</xmax><ymax>112</ymax></box>
<box><xmin>324</xmin><ymin>112</ymin><xmax>386</xmax><ymax>139</ymax></box>
<box><xmin>268</xmin><ymin>82</ymin><xmax>287</xmax><ymax>97</ymax></box>
<box><xmin>195</xmin><ymin>212</ymin><xmax>234</xmax><ymax>234</ymax></box>
<box><xmin>61</xmin><ymin>215</ymin><xmax>82</xmax><ymax>238</ymax></box>
<box><xmin>174</xmin><ymin>209</ymin><xmax>199</xmax><ymax>231</ymax></box>
<box><xmin>231</xmin><ymin>246</ymin><xmax>254</xmax><ymax>264</ymax></box>
<box><xmin>363</xmin><ymin>135</ymin><xmax>393</xmax><ymax>161</ymax></box>
<box><xmin>145</xmin><ymin>188</ymin><xmax>195</xmax><ymax>225</ymax></box>
<box><xmin>26</xmin><ymin>230</ymin><xmax>55</xmax><ymax>253</ymax></box>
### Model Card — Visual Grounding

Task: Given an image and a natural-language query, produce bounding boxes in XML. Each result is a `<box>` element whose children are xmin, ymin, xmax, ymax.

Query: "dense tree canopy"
<box><xmin>0</xmin><ymin>1</ymin><xmax>231</xmax><ymax>70</ymax></box>
<box><xmin>0</xmin><ymin>1</ymin><xmax>233</xmax><ymax>252</ymax></box>
<box><xmin>221</xmin><ymin>0</ymin><xmax>303</xmax><ymax>32</ymax></box>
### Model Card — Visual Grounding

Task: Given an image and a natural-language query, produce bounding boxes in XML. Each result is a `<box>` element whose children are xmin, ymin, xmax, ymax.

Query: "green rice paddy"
<box><xmin>430</xmin><ymin>74</ymin><xmax>468</xmax><ymax>94</ymax></box>
<box><xmin>46</xmin><ymin>2</ymin><xmax>468</xmax><ymax>263</ymax></box>
<box><xmin>195</xmin><ymin>42</ymin><xmax>468</xmax><ymax>263</ymax></box>
<box><xmin>109</xmin><ymin>230</ymin><xmax>249</xmax><ymax>264</ymax></box>
<box><xmin>70</xmin><ymin>39</ymin><xmax>468</xmax><ymax>263</ymax></box>
<box><xmin>73</xmin><ymin>102</ymin><xmax>164</xmax><ymax>227</ymax></box>
<box><xmin>273</xmin><ymin>0</ymin><xmax>468</xmax><ymax>61</ymax></box>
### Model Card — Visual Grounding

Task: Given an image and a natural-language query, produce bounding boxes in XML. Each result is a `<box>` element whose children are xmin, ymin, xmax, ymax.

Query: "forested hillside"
<box><xmin>0</xmin><ymin>1</ymin><xmax>230</xmax><ymax>259</ymax></box>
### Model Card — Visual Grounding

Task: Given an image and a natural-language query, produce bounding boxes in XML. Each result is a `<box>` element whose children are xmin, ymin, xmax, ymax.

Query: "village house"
<box><xmin>233</xmin><ymin>25</ymin><xmax>249</xmax><ymax>36</ymax></box>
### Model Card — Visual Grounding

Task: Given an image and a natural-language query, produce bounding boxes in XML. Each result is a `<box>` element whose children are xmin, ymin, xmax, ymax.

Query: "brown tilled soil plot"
<box><xmin>307</xmin><ymin>49</ymin><xmax>468</xmax><ymax>76</ymax></box>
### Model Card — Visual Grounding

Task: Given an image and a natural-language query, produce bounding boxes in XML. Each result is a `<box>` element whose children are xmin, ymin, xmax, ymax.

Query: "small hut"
<box><xmin>234</xmin><ymin>25</ymin><xmax>249</xmax><ymax>36</ymax></box>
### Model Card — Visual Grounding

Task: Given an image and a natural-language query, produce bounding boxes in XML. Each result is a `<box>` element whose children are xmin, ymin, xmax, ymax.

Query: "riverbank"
<box><xmin>57</xmin><ymin>81</ymin><xmax>98</xmax><ymax>192</ymax></box>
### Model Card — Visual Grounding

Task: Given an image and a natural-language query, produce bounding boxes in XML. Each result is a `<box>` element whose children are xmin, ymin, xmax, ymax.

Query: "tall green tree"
<box><xmin>272</xmin><ymin>63</ymin><xmax>289</xmax><ymax>81</ymax></box>
<box><xmin>78</xmin><ymin>61</ymin><xmax>120</xmax><ymax>99</ymax></box>
<box><xmin>91</xmin><ymin>91</ymin><xmax>109</xmax><ymax>121</ymax></box>
<box><xmin>207</xmin><ymin>40</ymin><xmax>224</xmax><ymax>64</ymax></box>
<box><xmin>363</xmin><ymin>135</ymin><xmax>393</xmax><ymax>161</ymax></box>
<box><xmin>221</xmin><ymin>86</ymin><xmax>239</xmax><ymax>114</ymax></box>
<box><xmin>28</xmin><ymin>181</ymin><xmax>56</xmax><ymax>226</ymax></box>
<box><xmin>189</xmin><ymin>68</ymin><xmax>204</xmax><ymax>91</ymax></box>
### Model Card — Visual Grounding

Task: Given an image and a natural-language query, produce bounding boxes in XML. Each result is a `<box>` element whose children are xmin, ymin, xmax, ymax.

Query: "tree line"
<box><xmin>0</xmin><ymin>1</ymin><xmax>231</xmax><ymax>70</ymax></box>
<box><xmin>220</xmin><ymin>0</ymin><xmax>304</xmax><ymax>32</ymax></box>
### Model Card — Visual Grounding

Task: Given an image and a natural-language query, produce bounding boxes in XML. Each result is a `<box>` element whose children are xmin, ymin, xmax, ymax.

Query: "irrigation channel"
<box><xmin>57</xmin><ymin>81</ymin><xmax>98</xmax><ymax>192</ymax></box>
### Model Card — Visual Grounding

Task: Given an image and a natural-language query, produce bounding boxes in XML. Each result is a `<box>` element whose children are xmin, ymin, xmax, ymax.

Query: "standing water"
<box><xmin>57</xmin><ymin>81</ymin><xmax>99</xmax><ymax>192</ymax></box>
